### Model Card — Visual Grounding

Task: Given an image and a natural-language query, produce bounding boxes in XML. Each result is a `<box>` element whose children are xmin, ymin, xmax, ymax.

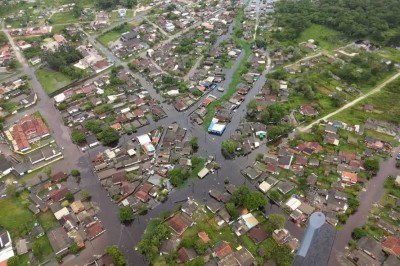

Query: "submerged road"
<box><xmin>329</xmin><ymin>147</ymin><xmax>400</xmax><ymax>266</ymax></box>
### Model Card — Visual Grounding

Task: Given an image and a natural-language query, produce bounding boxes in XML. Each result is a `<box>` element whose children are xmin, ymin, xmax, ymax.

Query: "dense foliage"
<box><xmin>42</xmin><ymin>45</ymin><xmax>84</xmax><ymax>79</ymax></box>
<box><xmin>274</xmin><ymin>0</ymin><xmax>400</xmax><ymax>44</ymax></box>
<box><xmin>96</xmin><ymin>0</ymin><xmax>137</xmax><ymax>10</ymax></box>
<box><xmin>106</xmin><ymin>246</ymin><xmax>127</xmax><ymax>266</ymax></box>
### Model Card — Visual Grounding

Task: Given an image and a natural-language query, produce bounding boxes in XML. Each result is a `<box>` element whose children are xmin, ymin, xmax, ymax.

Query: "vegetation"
<box><xmin>98</xmin><ymin>127</ymin><xmax>120</xmax><ymax>145</ymax></box>
<box><xmin>190</xmin><ymin>137</ymin><xmax>199</xmax><ymax>151</ymax></box>
<box><xmin>42</xmin><ymin>45</ymin><xmax>84</xmax><ymax>79</ymax></box>
<box><xmin>71</xmin><ymin>130</ymin><xmax>86</xmax><ymax>144</ymax></box>
<box><xmin>119</xmin><ymin>206</ymin><xmax>134</xmax><ymax>223</ymax></box>
<box><xmin>81</xmin><ymin>189</ymin><xmax>91</xmax><ymax>201</ymax></box>
<box><xmin>274</xmin><ymin>0</ymin><xmax>400</xmax><ymax>45</ymax></box>
<box><xmin>230</xmin><ymin>186</ymin><xmax>267</xmax><ymax>210</ymax></box>
<box><xmin>137</xmin><ymin>218</ymin><xmax>171</xmax><ymax>261</ymax></box>
<box><xmin>221</xmin><ymin>139</ymin><xmax>238</xmax><ymax>158</ymax></box>
<box><xmin>106</xmin><ymin>245</ymin><xmax>127</xmax><ymax>266</ymax></box>
<box><xmin>168</xmin><ymin>167</ymin><xmax>190</xmax><ymax>187</ymax></box>
<box><xmin>36</xmin><ymin>68</ymin><xmax>73</xmax><ymax>94</ymax></box>
<box><xmin>96</xmin><ymin>0</ymin><xmax>137</xmax><ymax>10</ymax></box>
<box><xmin>98</xmin><ymin>23</ymin><xmax>132</xmax><ymax>46</ymax></box>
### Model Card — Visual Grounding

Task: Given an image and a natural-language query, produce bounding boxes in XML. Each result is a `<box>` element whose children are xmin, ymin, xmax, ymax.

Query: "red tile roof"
<box><xmin>198</xmin><ymin>231</ymin><xmax>210</xmax><ymax>243</ymax></box>
<box><xmin>213</xmin><ymin>241</ymin><xmax>233</xmax><ymax>260</ymax></box>
<box><xmin>167</xmin><ymin>214</ymin><xmax>190</xmax><ymax>235</ymax></box>
<box><xmin>11</xmin><ymin>115</ymin><xmax>49</xmax><ymax>151</ymax></box>
<box><xmin>135</xmin><ymin>190</ymin><xmax>149</xmax><ymax>202</ymax></box>
<box><xmin>383</xmin><ymin>236</ymin><xmax>400</xmax><ymax>256</ymax></box>
<box><xmin>87</xmin><ymin>222</ymin><xmax>105</xmax><ymax>239</ymax></box>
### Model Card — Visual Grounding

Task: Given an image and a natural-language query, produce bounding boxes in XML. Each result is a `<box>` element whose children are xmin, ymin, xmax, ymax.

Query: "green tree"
<box><xmin>225</xmin><ymin>203</ymin><xmax>240</xmax><ymax>219</ymax></box>
<box><xmin>364</xmin><ymin>158</ymin><xmax>380</xmax><ymax>173</ymax></box>
<box><xmin>81</xmin><ymin>189</ymin><xmax>91</xmax><ymax>201</ymax></box>
<box><xmin>352</xmin><ymin>227</ymin><xmax>367</xmax><ymax>239</ymax></box>
<box><xmin>98</xmin><ymin>127</ymin><xmax>120</xmax><ymax>145</ymax></box>
<box><xmin>119</xmin><ymin>206</ymin><xmax>134</xmax><ymax>223</ymax></box>
<box><xmin>71</xmin><ymin>169</ymin><xmax>80</xmax><ymax>177</ymax></box>
<box><xmin>85</xmin><ymin>120</ymin><xmax>103</xmax><ymax>134</ymax></box>
<box><xmin>230</xmin><ymin>186</ymin><xmax>250</xmax><ymax>207</ymax></box>
<box><xmin>221</xmin><ymin>139</ymin><xmax>238</xmax><ymax>158</ymax></box>
<box><xmin>106</xmin><ymin>245</ymin><xmax>127</xmax><ymax>266</ymax></box>
<box><xmin>244</xmin><ymin>191</ymin><xmax>267</xmax><ymax>210</ymax></box>
<box><xmin>190</xmin><ymin>137</ymin><xmax>199</xmax><ymax>151</ymax></box>
<box><xmin>65</xmin><ymin>192</ymin><xmax>74</xmax><ymax>202</ymax></box>
<box><xmin>69</xmin><ymin>242</ymin><xmax>79</xmax><ymax>254</ymax></box>
<box><xmin>194</xmin><ymin>239</ymin><xmax>208</xmax><ymax>255</ymax></box>
<box><xmin>32</xmin><ymin>240</ymin><xmax>45</xmax><ymax>260</ymax></box>
<box><xmin>266</xmin><ymin>213</ymin><xmax>286</xmax><ymax>231</ymax></box>
<box><xmin>71</xmin><ymin>130</ymin><xmax>86</xmax><ymax>144</ymax></box>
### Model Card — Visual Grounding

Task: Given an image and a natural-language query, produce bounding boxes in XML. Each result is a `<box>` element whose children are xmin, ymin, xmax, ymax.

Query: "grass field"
<box><xmin>97</xmin><ymin>24</ymin><xmax>133</xmax><ymax>47</ymax></box>
<box><xmin>0</xmin><ymin>193</ymin><xmax>33</xmax><ymax>238</ymax></box>
<box><xmin>51</xmin><ymin>11</ymin><xmax>80</xmax><ymax>24</ymax></box>
<box><xmin>297</xmin><ymin>24</ymin><xmax>347</xmax><ymax>51</ymax></box>
<box><xmin>36</xmin><ymin>68</ymin><xmax>73</xmax><ymax>94</ymax></box>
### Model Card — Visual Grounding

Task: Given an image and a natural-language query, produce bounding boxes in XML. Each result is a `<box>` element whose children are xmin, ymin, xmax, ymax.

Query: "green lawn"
<box><xmin>51</xmin><ymin>11</ymin><xmax>80</xmax><ymax>24</ymax></box>
<box><xmin>32</xmin><ymin>235</ymin><xmax>54</xmax><ymax>262</ymax></box>
<box><xmin>38</xmin><ymin>211</ymin><xmax>58</xmax><ymax>231</ymax></box>
<box><xmin>97</xmin><ymin>24</ymin><xmax>133</xmax><ymax>47</ymax></box>
<box><xmin>36</xmin><ymin>68</ymin><xmax>73</xmax><ymax>94</ymax></box>
<box><xmin>0</xmin><ymin>194</ymin><xmax>34</xmax><ymax>238</ymax></box>
<box><xmin>297</xmin><ymin>24</ymin><xmax>347</xmax><ymax>51</ymax></box>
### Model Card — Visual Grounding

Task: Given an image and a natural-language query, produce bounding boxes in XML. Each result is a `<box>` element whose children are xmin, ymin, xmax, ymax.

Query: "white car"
<box><xmin>217</xmin><ymin>87</ymin><xmax>225</xmax><ymax>92</ymax></box>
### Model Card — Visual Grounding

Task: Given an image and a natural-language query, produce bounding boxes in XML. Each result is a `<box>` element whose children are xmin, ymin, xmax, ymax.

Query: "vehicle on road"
<box><xmin>217</xmin><ymin>87</ymin><xmax>225</xmax><ymax>92</ymax></box>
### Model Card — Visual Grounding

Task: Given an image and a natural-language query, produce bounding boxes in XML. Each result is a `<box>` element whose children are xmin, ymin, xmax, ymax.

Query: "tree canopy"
<box><xmin>119</xmin><ymin>206</ymin><xmax>134</xmax><ymax>223</ymax></box>
<box><xmin>230</xmin><ymin>186</ymin><xmax>267</xmax><ymax>210</ymax></box>
<box><xmin>274</xmin><ymin>0</ymin><xmax>400</xmax><ymax>45</ymax></box>
<box><xmin>106</xmin><ymin>246</ymin><xmax>127</xmax><ymax>266</ymax></box>
<box><xmin>98</xmin><ymin>127</ymin><xmax>120</xmax><ymax>145</ymax></box>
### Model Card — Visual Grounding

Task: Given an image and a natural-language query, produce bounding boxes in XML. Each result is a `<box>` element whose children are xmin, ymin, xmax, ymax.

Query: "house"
<box><xmin>273</xmin><ymin>228</ymin><xmax>290</xmax><ymax>244</ymax></box>
<box><xmin>8</xmin><ymin>115</ymin><xmax>50</xmax><ymax>152</ymax></box>
<box><xmin>52</xmin><ymin>172</ymin><xmax>67</xmax><ymax>183</ymax></box>
<box><xmin>300</xmin><ymin>104</ymin><xmax>318</xmax><ymax>116</ymax></box>
<box><xmin>0</xmin><ymin>155</ymin><xmax>13</xmax><ymax>177</ymax></box>
<box><xmin>15</xmin><ymin>238</ymin><xmax>30</xmax><ymax>255</ymax></box>
<box><xmin>348</xmin><ymin>249</ymin><xmax>381</xmax><ymax>266</ymax></box>
<box><xmin>86</xmin><ymin>134</ymin><xmax>100</xmax><ymax>148</ymax></box>
<box><xmin>47</xmin><ymin>227</ymin><xmax>71</xmax><ymax>256</ymax></box>
<box><xmin>50</xmin><ymin>187</ymin><xmax>70</xmax><ymax>202</ymax></box>
<box><xmin>382</xmin><ymin>236</ymin><xmax>400</xmax><ymax>257</ymax></box>
<box><xmin>341</xmin><ymin>171</ymin><xmax>358</xmax><ymax>185</ymax></box>
<box><xmin>276</xmin><ymin>181</ymin><xmax>296</xmax><ymax>195</ymax></box>
<box><xmin>166</xmin><ymin>214</ymin><xmax>192</xmax><ymax>235</ymax></box>
<box><xmin>213</xmin><ymin>241</ymin><xmax>233</xmax><ymax>260</ymax></box>
<box><xmin>177</xmin><ymin>247</ymin><xmax>197</xmax><ymax>263</ymax></box>
<box><xmin>86</xmin><ymin>221</ymin><xmax>106</xmax><ymax>240</ymax></box>
<box><xmin>0</xmin><ymin>228</ymin><xmax>14</xmax><ymax>265</ymax></box>
<box><xmin>198</xmin><ymin>232</ymin><xmax>210</xmax><ymax>243</ymax></box>
<box><xmin>160</xmin><ymin>235</ymin><xmax>180</xmax><ymax>255</ymax></box>
<box><xmin>234</xmin><ymin>248</ymin><xmax>256</xmax><ymax>266</ymax></box>
<box><xmin>70</xmin><ymin>200</ymin><xmax>85</xmax><ymax>214</ymax></box>
<box><xmin>247</xmin><ymin>225</ymin><xmax>268</xmax><ymax>244</ymax></box>
<box><xmin>357</xmin><ymin>237</ymin><xmax>386</xmax><ymax>262</ymax></box>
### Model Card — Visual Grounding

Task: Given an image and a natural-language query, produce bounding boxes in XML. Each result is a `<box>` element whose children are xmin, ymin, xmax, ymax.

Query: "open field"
<box><xmin>97</xmin><ymin>23</ymin><xmax>133</xmax><ymax>47</ymax></box>
<box><xmin>332</xmin><ymin>84</ymin><xmax>400</xmax><ymax>126</ymax></box>
<box><xmin>50</xmin><ymin>11</ymin><xmax>80</xmax><ymax>24</ymax></box>
<box><xmin>36</xmin><ymin>68</ymin><xmax>73</xmax><ymax>94</ymax></box>
<box><xmin>297</xmin><ymin>24</ymin><xmax>348</xmax><ymax>51</ymax></box>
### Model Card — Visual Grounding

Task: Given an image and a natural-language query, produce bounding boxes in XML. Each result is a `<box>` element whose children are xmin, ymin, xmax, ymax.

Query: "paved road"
<box><xmin>298</xmin><ymin>72</ymin><xmax>400</xmax><ymax>132</ymax></box>
<box><xmin>329</xmin><ymin>146</ymin><xmax>400</xmax><ymax>266</ymax></box>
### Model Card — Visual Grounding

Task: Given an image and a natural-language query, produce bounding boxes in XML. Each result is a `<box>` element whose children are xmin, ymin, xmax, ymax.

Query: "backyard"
<box><xmin>296</xmin><ymin>24</ymin><xmax>347</xmax><ymax>51</ymax></box>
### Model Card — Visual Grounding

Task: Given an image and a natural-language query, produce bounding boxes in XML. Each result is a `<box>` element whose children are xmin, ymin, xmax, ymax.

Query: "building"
<box><xmin>47</xmin><ymin>227</ymin><xmax>71</xmax><ymax>256</ymax></box>
<box><xmin>208</xmin><ymin>118</ymin><xmax>226</xmax><ymax>135</ymax></box>
<box><xmin>382</xmin><ymin>236</ymin><xmax>400</xmax><ymax>257</ymax></box>
<box><xmin>292</xmin><ymin>212</ymin><xmax>336</xmax><ymax>266</ymax></box>
<box><xmin>7</xmin><ymin>115</ymin><xmax>50</xmax><ymax>152</ymax></box>
<box><xmin>0</xmin><ymin>155</ymin><xmax>13</xmax><ymax>177</ymax></box>
<box><xmin>0</xmin><ymin>228</ymin><xmax>14</xmax><ymax>266</ymax></box>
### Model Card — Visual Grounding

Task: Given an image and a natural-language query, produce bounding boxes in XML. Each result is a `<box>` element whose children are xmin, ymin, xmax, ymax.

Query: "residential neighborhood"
<box><xmin>0</xmin><ymin>0</ymin><xmax>400</xmax><ymax>266</ymax></box>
